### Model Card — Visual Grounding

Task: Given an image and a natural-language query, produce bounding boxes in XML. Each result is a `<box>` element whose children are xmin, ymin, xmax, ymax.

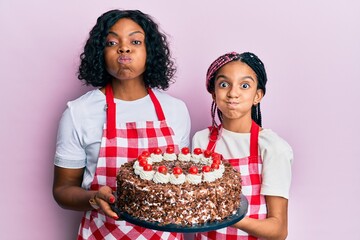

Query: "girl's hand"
<box><xmin>92</xmin><ymin>186</ymin><xmax>120</xmax><ymax>220</ymax></box>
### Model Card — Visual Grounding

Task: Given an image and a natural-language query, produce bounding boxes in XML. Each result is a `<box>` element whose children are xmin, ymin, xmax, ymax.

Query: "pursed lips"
<box><xmin>118</xmin><ymin>56</ymin><xmax>132</xmax><ymax>64</ymax></box>
<box><xmin>226</xmin><ymin>101</ymin><xmax>239</xmax><ymax>109</ymax></box>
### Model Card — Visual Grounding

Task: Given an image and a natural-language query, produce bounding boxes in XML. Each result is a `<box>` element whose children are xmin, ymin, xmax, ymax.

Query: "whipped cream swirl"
<box><xmin>153</xmin><ymin>172</ymin><xmax>170</xmax><ymax>184</ymax></box>
<box><xmin>186</xmin><ymin>173</ymin><xmax>202</xmax><ymax>184</ymax></box>
<box><xmin>169</xmin><ymin>173</ymin><xmax>186</xmax><ymax>184</ymax></box>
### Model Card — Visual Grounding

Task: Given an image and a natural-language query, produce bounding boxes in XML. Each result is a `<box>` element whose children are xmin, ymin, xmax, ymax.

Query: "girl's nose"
<box><xmin>227</xmin><ymin>86</ymin><xmax>239</xmax><ymax>98</ymax></box>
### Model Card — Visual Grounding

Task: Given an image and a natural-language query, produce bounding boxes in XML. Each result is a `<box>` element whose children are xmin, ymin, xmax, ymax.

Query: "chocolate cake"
<box><xmin>116</xmin><ymin>147</ymin><xmax>242</xmax><ymax>226</ymax></box>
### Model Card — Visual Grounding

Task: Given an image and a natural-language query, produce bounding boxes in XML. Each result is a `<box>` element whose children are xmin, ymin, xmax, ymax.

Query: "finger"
<box><xmin>96</xmin><ymin>189</ymin><xmax>116</xmax><ymax>204</ymax></box>
<box><xmin>97</xmin><ymin>198</ymin><xmax>119</xmax><ymax>220</ymax></box>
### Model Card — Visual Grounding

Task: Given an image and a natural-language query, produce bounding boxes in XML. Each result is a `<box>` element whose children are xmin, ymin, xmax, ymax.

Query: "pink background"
<box><xmin>1</xmin><ymin>0</ymin><xmax>359</xmax><ymax>239</ymax></box>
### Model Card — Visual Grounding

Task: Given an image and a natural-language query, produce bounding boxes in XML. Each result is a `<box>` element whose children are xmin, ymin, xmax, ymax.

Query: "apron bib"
<box><xmin>196</xmin><ymin>121</ymin><xmax>267</xmax><ymax>240</ymax></box>
<box><xmin>78</xmin><ymin>85</ymin><xmax>182</xmax><ymax>240</ymax></box>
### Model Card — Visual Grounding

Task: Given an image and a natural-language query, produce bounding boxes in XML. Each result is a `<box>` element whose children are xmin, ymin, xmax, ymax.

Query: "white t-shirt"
<box><xmin>192</xmin><ymin>127</ymin><xmax>293</xmax><ymax>199</ymax></box>
<box><xmin>54</xmin><ymin>89</ymin><xmax>191</xmax><ymax>189</ymax></box>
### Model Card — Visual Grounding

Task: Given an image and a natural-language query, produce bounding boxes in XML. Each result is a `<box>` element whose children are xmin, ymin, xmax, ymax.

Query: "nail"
<box><xmin>109</xmin><ymin>196</ymin><xmax>115</xmax><ymax>203</ymax></box>
<box><xmin>112</xmin><ymin>215</ymin><xmax>119</xmax><ymax>220</ymax></box>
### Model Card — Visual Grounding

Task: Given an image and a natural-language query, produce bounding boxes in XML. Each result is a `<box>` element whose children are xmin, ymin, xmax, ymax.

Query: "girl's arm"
<box><xmin>52</xmin><ymin>166</ymin><xmax>118</xmax><ymax>219</ymax></box>
<box><xmin>232</xmin><ymin>195</ymin><xmax>288</xmax><ymax>240</ymax></box>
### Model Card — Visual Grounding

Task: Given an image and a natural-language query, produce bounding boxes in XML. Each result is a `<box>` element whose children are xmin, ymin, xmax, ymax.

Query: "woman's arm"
<box><xmin>232</xmin><ymin>196</ymin><xmax>288</xmax><ymax>240</ymax></box>
<box><xmin>52</xmin><ymin>166</ymin><xmax>118</xmax><ymax>219</ymax></box>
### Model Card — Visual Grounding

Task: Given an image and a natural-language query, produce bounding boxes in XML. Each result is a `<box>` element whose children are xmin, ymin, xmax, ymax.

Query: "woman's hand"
<box><xmin>53</xmin><ymin>166</ymin><xmax>119</xmax><ymax>220</ymax></box>
<box><xmin>91</xmin><ymin>186</ymin><xmax>119</xmax><ymax>220</ymax></box>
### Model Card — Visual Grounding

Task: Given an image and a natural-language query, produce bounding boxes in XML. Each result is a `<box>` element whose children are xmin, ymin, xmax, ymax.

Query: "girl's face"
<box><xmin>104</xmin><ymin>18</ymin><xmax>147</xmax><ymax>82</ymax></box>
<box><xmin>213</xmin><ymin>61</ymin><xmax>263</xmax><ymax>124</ymax></box>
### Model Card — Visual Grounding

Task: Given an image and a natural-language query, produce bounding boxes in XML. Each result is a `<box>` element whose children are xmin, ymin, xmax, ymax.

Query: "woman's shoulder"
<box><xmin>67</xmin><ymin>89</ymin><xmax>104</xmax><ymax>108</ymax></box>
<box><xmin>152</xmin><ymin>89</ymin><xmax>186</xmax><ymax>105</ymax></box>
<box><xmin>152</xmin><ymin>89</ymin><xmax>189</xmax><ymax>115</ymax></box>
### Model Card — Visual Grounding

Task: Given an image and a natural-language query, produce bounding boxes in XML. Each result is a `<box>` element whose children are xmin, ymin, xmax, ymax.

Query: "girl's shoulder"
<box><xmin>259</xmin><ymin>129</ymin><xmax>293</xmax><ymax>156</ymax></box>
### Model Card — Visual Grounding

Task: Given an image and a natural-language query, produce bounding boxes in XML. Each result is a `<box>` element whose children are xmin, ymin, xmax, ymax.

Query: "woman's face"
<box><xmin>213</xmin><ymin>61</ymin><xmax>263</xmax><ymax>123</ymax></box>
<box><xmin>104</xmin><ymin>18</ymin><xmax>147</xmax><ymax>82</ymax></box>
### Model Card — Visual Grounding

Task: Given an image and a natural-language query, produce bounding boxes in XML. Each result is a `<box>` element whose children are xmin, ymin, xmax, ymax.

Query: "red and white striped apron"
<box><xmin>77</xmin><ymin>84</ymin><xmax>183</xmax><ymax>240</ymax></box>
<box><xmin>195</xmin><ymin>121</ymin><xmax>267</xmax><ymax>240</ymax></box>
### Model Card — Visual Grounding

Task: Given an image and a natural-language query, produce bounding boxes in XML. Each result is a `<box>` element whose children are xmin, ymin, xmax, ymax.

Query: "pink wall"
<box><xmin>1</xmin><ymin>0</ymin><xmax>359</xmax><ymax>239</ymax></box>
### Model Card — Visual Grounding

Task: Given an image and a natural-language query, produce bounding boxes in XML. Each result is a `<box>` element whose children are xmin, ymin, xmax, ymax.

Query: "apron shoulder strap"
<box><xmin>206</xmin><ymin>125</ymin><xmax>221</xmax><ymax>152</ymax></box>
<box><xmin>105</xmin><ymin>84</ymin><xmax>116</xmax><ymax>139</ymax></box>
<box><xmin>250</xmin><ymin>120</ymin><xmax>260</xmax><ymax>157</ymax></box>
<box><xmin>148</xmin><ymin>88</ymin><xmax>165</xmax><ymax>121</ymax></box>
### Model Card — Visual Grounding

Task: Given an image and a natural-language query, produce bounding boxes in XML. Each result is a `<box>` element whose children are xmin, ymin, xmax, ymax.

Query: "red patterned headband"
<box><xmin>206</xmin><ymin>51</ymin><xmax>240</xmax><ymax>93</ymax></box>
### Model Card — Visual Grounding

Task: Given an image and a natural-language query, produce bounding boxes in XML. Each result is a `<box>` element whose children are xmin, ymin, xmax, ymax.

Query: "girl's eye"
<box><xmin>105</xmin><ymin>41</ymin><xmax>118</xmax><ymax>47</ymax></box>
<box><xmin>241</xmin><ymin>83</ymin><xmax>250</xmax><ymax>89</ymax></box>
<box><xmin>219</xmin><ymin>82</ymin><xmax>229</xmax><ymax>88</ymax></box>
<box><xmin>132</xmin><ymin>40</ymin><xmax>142</xmax><ymax>45</ymax></box>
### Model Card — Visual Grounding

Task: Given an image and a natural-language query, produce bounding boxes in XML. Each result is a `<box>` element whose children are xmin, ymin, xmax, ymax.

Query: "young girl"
<box><xmin>192</xmin><ymin>52</ymin><xmax>293</xmax><ymax>240</ymax></box>
<box><xmin>52</xmin><ymin>9</ymin><xmax>190</xmax><ymax>240</ymax></box>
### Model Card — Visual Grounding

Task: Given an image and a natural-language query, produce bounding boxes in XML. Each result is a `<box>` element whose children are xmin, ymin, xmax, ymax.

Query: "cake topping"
<box><xmin>153</xmin><ymin>147</ymin><xmax>162</xmax><ymax>154</ymax></box>
<box><xmin>202</xmin><ymin>165</ymin><xmax>211</xmax><ymax>172</ymax></box>
<box><xmin>189</xmin><ymin>166</ymin><xmax>198</xmax><ymax>174</ymax></box>
<box><xmin>191</xmin><ymin>148</ymin><xmax>204</xmax><ymax>163</ymax></box>
<box><xmin>178</xmin><ymin>147</ymin><xmax>191</xmax><ymax>162</ymax></box>
<box><xmin>133</xmin><ymin>148</ymin><xmax>225</xmax><ymax>184</ymax></box>
<box><xmin>181</xmin><ymin>147</ymin><xmax>190</xmax><ymax>154</ymax></box>
<box><xmin>173</xmin><ymin>167</ymin><xmax>183</xmax><ymax>175</ymax></box>
<box><xmin>163</xmin><ymin>146</ymin><xmax>177</xmax><ymax>161</ymax></box>
<box><xmin>166</xmin><ymin>146</ymin><xmax>174</xmax><ymax>154</ymax></box>
<box><xmin>157</xmin><ymin>165</ymin><xmax>168</xmax><ymax>174</ymax></box>
<box><xmin>143</xmin><ymin>164</ymin><xmax>153</xmax><ymax>171</ymax></box>
<box><xmin>141</xmin><ymin>150</ymin><xmax>150</xmax><ymax>157</ymax></box>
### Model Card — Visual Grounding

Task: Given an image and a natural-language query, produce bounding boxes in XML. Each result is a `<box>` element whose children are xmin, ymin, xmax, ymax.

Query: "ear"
<box><xmin>253</xmin><ymin>89</ymin><xmax>264</xmax><ymax>105</ymax></box>
<box><xmin>211</xmin><ymin>92</ymin><xmax>216</xmax><ymax>101</ymax></box>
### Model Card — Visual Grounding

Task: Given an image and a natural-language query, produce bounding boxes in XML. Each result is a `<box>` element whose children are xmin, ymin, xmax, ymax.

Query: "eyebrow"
<box><xmin>216</xmin><ymin>74</ymin><xmax>255</xmax><ymax>82</ymax></box>
<box><xmin>107</xmin><ymin>30</ymin><xmax>145</xmax><ymax>37</ymax></box>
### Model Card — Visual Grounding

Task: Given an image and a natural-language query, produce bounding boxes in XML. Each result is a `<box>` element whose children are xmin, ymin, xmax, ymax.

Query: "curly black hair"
<box><xmin>78</xmin><ymin>9</ymin><xmax>176</xmax><ymax>90</ymax></box>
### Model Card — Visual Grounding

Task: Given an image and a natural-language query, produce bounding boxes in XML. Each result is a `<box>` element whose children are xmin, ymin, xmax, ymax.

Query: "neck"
<box><xmin>222</xmin><ymin>117</ymin><xmax>252</xmax><ymax>133</ymax></box>
<box><xmin>111</xmin><ymin>79</ymin><xmax>148</xmax><ymax>101</ymax></box>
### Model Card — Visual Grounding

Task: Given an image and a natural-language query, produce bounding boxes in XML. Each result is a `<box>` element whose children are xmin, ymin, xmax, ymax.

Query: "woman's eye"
<box><xmin>219</xmin><ymin>82</ymin><xmax>229</xmax><ymax>88</ymax></box>
<box><xmin>105</xmin><ymin>41</ymin><xmax>117</xmax><ymax>47</ymax></box>
<box><xmin>132</xmin><ymin>40</ymin><xmax>142</xmax><ymax>45</ymax></box>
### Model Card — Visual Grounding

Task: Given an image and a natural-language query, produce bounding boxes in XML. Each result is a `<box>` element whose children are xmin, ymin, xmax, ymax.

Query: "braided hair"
<box><xmin>206</xmin><ymin>52</ymin><xmax>268</xmax><ymax>127</ymax></box>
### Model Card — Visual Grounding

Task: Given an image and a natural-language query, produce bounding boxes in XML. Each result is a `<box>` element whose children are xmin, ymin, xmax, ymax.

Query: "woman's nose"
<box><xmin>117</xmin><ymin>46</ymin><xmax>130</xmax><ymax>53</ymax></box>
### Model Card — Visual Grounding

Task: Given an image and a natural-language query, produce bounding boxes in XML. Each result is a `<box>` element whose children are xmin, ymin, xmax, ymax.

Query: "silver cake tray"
<box><xmin>111</xmin><ymin>193</ymin><xmax>248</xmax><ymax>233</ymax></box>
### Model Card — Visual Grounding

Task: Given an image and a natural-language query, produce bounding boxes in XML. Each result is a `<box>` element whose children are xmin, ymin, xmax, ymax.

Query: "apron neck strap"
<box><xmin>147</xmin><ymin>88</ymin><xmax>165</xmax><ymax>121</ymax></box>
<box><xmin>249</xmin><ymin>120</ymin><xmax>260</xmax><ymax>157</ymax></box>
<box><xmin>105</xmin><ymin>85</ymin><xmax>166</xmax><ymax>139</ymax></box>
<box><xmin>206</xmin><ymin>120</ymin><xmax>260</xmax><ymax>157</ymax></box>
<box><xmin>105</xmin><ymin>84</ymin><xmax>116</xmax><ymax>139</ymax></box>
